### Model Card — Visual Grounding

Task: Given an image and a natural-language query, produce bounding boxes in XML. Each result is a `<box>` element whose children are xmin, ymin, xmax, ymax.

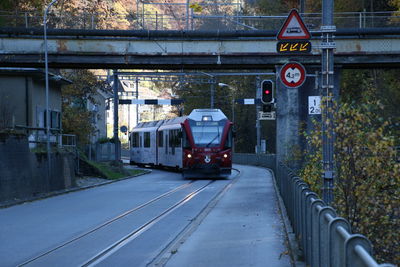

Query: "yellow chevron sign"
<box><xmin>277</xmin><ymin>41</ymin><xmax>311</xmax><ymax>53</ymax></box>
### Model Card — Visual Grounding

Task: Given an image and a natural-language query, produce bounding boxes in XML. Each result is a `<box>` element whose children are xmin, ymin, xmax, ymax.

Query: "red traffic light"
<box><xmin>261</xmin><ymin>80</ymin><xmax>274</xmax><ymax>104</ymax></box>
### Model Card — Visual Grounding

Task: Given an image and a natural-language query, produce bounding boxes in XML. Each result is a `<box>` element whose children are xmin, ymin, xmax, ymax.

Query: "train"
<box><xmin>129</xmin><ymin>109</ymin><xmax>233</xmax><ymax>178</ymax></box>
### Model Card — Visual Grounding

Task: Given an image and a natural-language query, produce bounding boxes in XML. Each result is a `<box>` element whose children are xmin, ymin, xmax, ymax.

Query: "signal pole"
<box><xmin>256</xmin><ymin>76</ymin><xmax>261</xmax><ymax>153</ymax></box>
<box><xmin>321</xmin><ymin>0</ymin><xmax>336</xmax><ymax>204</ymax></box>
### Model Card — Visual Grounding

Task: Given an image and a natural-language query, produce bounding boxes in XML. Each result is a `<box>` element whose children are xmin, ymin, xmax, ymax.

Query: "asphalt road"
<box><xmin>0</xmin><ymin>165</ymin><xmax>290</xmax><ymax>267</ymax></box>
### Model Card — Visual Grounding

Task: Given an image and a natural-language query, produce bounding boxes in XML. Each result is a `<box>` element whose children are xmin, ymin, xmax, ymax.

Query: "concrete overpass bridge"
<box><xmin>1</xmin><ymin>27</ymin><xmax>400</xmax><ymax>69</ymax></box>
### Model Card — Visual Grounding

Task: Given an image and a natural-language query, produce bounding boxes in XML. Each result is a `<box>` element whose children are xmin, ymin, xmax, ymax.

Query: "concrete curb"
<box><xmin>0</xmin><ymin>169</ymin><xmax>152</xmax><ymax>209</ymax></box>
<box><xmin>267</xmin><ymin>168</ymin><xmax>306</xmax><ymax>267</ymax></box>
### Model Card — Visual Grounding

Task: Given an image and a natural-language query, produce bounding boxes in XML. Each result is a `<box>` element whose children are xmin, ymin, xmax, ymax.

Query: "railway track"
<box><xmin>18</xmin><ymin>170</ymin><xmax>240</xmax><ymax>266</ymax></box>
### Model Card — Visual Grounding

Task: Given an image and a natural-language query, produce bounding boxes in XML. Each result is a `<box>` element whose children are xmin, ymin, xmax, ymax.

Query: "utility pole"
<box><xmin>44</xmin><ymin>0</ymin><xmax>59</xmax><ymax>186</ymax></box>
<box><xmin>113</xmin><ymin>71</ymin><xmax>121</xmax><ymax>162</ymax></box>
<box><xmin>136</xmin><ymin>77</ymin><xmax>139</xmax><ymax>125</ymax></box>
<box><xmin>300</xmin><ymin>0</ymin><xmax>305</xmax><ymax>13</ymax></box>
<box><xmin>210</xmin><ymin>79</ymin><xmax>216</xmax><ymax>109</ymax></box>
<box><xmin>256</xmin><ymin>76</ymin><xmax>261</xmax><ymax>153</ymax></box>
<box><xmin>321</xmin><ymin>0</ymin><xmax>336</xmax><ymax>204</ymax></box>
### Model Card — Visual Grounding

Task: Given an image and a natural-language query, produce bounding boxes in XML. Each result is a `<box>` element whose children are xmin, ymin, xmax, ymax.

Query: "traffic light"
<box><xmin>261</xmin><ymin>80</ymin><xmax>274</xmax><ymax>104</ymax></box>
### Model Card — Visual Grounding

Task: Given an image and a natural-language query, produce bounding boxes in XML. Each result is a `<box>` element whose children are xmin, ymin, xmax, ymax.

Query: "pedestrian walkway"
<box><xmin>165</xmin><ymin>165</ymin><xmax>291</xmax><ymax>267</ymax></box>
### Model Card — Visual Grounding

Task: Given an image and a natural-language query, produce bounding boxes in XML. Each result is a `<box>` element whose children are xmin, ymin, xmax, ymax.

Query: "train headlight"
<box><xmin>187</xmin><ymin>154</ymin><xmax>192</xmax><ymax>158</ymax></box>
<box><xmin>223</xmin><ymin>154</ymin><xmax>228</xmax><ymax>158</ymax></box>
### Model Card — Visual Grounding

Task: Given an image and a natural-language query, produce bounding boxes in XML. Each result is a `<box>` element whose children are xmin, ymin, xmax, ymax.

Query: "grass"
<box><xmin>88</xmin><ymin>161</ymin><xmax>146</xmax><ymax>180</ymax></box>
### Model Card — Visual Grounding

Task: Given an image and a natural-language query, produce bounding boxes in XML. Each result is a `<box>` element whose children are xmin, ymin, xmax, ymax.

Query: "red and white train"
<box><xmin>129</xmin><ymin>109</ymin><xmax>233</xmax><ymax>178</ymax></box>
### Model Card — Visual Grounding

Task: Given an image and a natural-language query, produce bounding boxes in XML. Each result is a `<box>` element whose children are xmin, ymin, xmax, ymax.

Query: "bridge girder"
<box><xmin>1</xmin><ymin>29</ymin><xmax>400</xmax><ymax>69</ymax></box>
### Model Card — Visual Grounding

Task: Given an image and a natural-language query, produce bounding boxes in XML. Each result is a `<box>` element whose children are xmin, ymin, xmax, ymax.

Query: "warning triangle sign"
<box><xmin>277</xmin><ymin>9</ymin><xmax>311</xmax><ymax>40</ymax></box>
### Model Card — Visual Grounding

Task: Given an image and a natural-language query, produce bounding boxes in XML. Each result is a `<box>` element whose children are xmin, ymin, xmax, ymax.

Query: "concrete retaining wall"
<box><xmin>0</xmin><ymin>134</ymin><xmax>76</xmax><ymax>203</ymax></box>
<box><xmin>233</xmin><ymin>153</ymin><xmax>276</xmax><ymax>173</ymax></box>
<box><xmin>95</xmin><ymin>142</ymin><xmax>115</xmax><ymax>161</ymax></box>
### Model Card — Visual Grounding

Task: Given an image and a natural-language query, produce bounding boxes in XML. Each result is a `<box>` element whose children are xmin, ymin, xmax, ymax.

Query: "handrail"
<box><xmin>275</xmin><ymin>162</ymin><xmax>395</xmax><ymax>267</ymax></box>
<box><xmin>1</xmin><ymin>10</ymin><xmax>400</xmax><ymax>30</ymax></box>
<box><xmin>233</xmin><ymin>154</ymin><xmax>395</xmax><ymax>267</ymax></box>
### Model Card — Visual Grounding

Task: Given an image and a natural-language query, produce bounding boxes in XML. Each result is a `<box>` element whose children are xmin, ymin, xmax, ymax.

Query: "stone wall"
<box><xmin>0</xmin><ymin>134</ymin><xmax>76</xmax><ymax>203</ymax></box>
<box><xmin>233</xmin><ymin>153</ymin><xmax>276</xmax><ymax>173</ymax></box>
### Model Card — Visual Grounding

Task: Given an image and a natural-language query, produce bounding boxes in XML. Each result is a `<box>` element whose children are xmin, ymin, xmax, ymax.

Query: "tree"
<box><xmin>60</xmin><ymin>69</ymin><xmax>104</xmax><ymax>146</ymax></box>
<box><xmin>300</xmin><ymin>80</ymin><xmax>400</xmax><ymax>264</ymax></box>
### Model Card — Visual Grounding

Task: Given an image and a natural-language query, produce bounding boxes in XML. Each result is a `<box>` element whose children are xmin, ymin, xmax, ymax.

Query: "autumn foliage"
<box><xmin>301</xmin><ymin>85</ymin><xmax>400</xmax><ymax>264</ymax></box>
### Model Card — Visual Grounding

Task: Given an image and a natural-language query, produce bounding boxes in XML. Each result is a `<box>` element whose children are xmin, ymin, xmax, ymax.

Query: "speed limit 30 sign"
<box><xmin>280</xmin><ymin>62</ymin><xmax>306</xmax><ymax>88</ymax></box>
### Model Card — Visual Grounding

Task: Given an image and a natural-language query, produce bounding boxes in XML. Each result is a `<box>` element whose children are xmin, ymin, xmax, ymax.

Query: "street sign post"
<box><xmin>279</xmin><ymin>62</ymin><xmax>306</xmax><ymax>88</ymax></box>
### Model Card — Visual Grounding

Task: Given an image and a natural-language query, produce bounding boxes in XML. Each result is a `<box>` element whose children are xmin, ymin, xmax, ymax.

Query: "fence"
<box><xmin>275</xmin><ymin>162</ymin><xmax>395</xmax><ymax>267</ymax></box>
<box><xmin>1</xmin><ymin>10</ymin><xmax>400</xmax><ymax>31</ymax></box>
<box><xmin>233</xmin><ymin>153</ymin><xmax>394</xmax><ymax>267</ymax></box>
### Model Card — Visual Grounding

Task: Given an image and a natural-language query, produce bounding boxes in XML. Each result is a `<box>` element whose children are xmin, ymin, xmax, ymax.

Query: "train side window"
<box><xmin>225</xmin><ymin>128</ymin><xmax>233</xmax><ymax>148</ymax></box>
<box><xmin>176</xmin><ymin>130</ymin><xmax>182</xmax><ymax>147</ymax></box>
<box><xmin>140</xmin><ymin>135</ymin><xmax>142</xmax><ymax>147</ymax></box>
<box><xmin>169</xmin><ymin>130</ymin><xmax>173</xmax><ymax>148</ymax></box>
<box><xmin>158</xmin><ymin>131</ymin><xmax>163</xmax><ymax>147</ymax></box>
<box><xmin>144</xmin><ymin>132</ymin><xmax>151</xmax><ymax>147</ymax></box>
<box><xmin>131</xmin><ymin>133</ymin><xmax>139</xmax><ymax>147</ymax></box>
<box><xmin>165</xmin><ymin>134</ymin><xmax>168</xmax><ymax>154</ymax></box>
<box><xmin>169</xmin><ymin>130</ymin><xmax>175</xmax><ymax>155</ymax></box>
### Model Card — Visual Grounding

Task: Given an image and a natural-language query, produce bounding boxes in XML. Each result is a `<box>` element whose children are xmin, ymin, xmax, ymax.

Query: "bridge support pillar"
<box><xmin>275</xmin><ymin>66</ymin><xmax>341</xmax><ymax>172</ymax></box>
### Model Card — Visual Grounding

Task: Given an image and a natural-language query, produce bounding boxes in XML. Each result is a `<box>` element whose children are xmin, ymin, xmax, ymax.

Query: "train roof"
<box><xmin>132</xmin><ymin>116</ymin><xmax>187</xmax><ymax>132</ymax></box>
<box><xmin>188</xmin><ymin>109</ymin><xmax>227</xmax><ymax>121</ymax></box>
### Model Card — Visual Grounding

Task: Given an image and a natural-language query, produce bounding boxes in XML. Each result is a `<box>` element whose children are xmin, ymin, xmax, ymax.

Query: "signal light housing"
<box><xmin>261</xmin><ymin>80</ymin><xmax>274</xmax><ymax>104</ymax></box>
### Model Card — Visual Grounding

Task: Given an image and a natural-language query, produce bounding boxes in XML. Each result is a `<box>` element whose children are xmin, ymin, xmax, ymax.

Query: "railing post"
<box><xmin>318</xmin><ymin>206</ymin><xmax>336</xmax><ymax>267</ymax></box>
<box><xmin>345</xmin><ymin>235</ymin><xmax>372</xmax><ymax>267</ymax></box>
<box><xmin>329</xmin><ymin>218</ymin><xmax>351</xmax><ymax>267</ymax></box>
<box><xmin>305</xmin><ymin>192</ymin><xmax>318</xmax><ymax>264</ymax></box>
<box><xmin>311</xmin><ymin>200</ymin><xmax>325</xmax><ymax>267</ymax></box>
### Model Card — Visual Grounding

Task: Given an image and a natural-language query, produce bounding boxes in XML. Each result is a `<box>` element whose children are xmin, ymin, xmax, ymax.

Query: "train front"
<box><xmin>182</xmin><ymin>109</ymin><xmax>233</xmax><ymax>178</ymax></box>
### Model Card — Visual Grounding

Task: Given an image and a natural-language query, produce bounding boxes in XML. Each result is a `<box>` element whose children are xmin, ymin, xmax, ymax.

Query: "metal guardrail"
<box><xmin>275</xmin><ymin>162</ymin><xmax>395</xmax><ymax>267</ymax></box>
<box><xmin>1</xmin><ymin>11</ymin><xmax>400</xmax><ymax>31</ymax></box>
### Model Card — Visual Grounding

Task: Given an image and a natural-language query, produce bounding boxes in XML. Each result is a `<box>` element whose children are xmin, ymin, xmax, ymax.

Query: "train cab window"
<box><xmin>131</xmin><ymin>133</ymin><xmax>139</xmax><ymax>147</ymax></box>
<box><xmin>158</xmin><ymin>131</ymin><xmax>163</xmax><ymax>147</ymax></box>
<box><xmin>182</xmin><ymin>130</ymin><xmax>190</xmax><ymax>149</ymax></box>
<box><xmin>144</xmin><ymin>132</ymin><xmax>151</xmax><ymax>147</ymax></box>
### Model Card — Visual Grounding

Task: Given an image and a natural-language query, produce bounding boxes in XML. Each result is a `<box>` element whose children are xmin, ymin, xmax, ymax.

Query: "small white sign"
<box><xmin>244</xmin><ymin>99</ymin><xmax>255</xmax><ymax>105</ymax></box>
<box><xmin>308</xmin><ymin>96</ymin><xmax>321</xmax><ymax>115</ymax></box>
<box><xmin>259</xmin><ymin>111</ymin><xmax>276</xmax><ymax>120</ymax></box>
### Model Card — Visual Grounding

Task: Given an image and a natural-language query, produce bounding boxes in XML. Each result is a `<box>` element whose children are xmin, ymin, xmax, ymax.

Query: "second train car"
<box><xmin>129</xmin><ymin>109</ymin><xmax>233</xmax><ymax>178</ymax></box>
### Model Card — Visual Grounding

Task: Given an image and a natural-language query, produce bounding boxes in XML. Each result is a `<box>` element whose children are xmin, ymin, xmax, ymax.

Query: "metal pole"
<box><xmin>300</xmin><ymin>0</ymin><xmax>306</xmax><ymax>13</ymax></box>
<box><xmin>256</xmin><ymin>76</ymin><xmax>261</xmax><ymax>154</ymax></box>
<box><xmin>321</xmin><ymin>0</ymin><xmax>336</xmax><ymax>204</ymax></box>
<box><xmin>186</xmin><ymin>0</ymin><xmax>190</xmax><ymax>31</ymax></box>
<box><xmin>210</xmin><ymin>79</ymin><xmax>215</xmax><ymax>108</ymax></box>
<box><xmin>136</xmin><ymin>77</ymin><xmax>139</xmax><ymax>124</ymax></box>
<box><xmin>113</xmin><ymin>71</ymin><xmax>121</xmax><ymax>162</ymax></box>
<box><xmin>44</xmin><ymin>0</ymin><xmax>58</xmax><ymax>186</ymax></box>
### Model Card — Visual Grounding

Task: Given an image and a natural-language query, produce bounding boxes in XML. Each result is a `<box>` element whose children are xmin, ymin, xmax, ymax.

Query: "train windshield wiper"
<box><xmin>206</xmin><ymin>134</ymin><xmax>220</xmax><ymax>147</ymax></box>
<box><xmin>206</xmin><ymin>125</ymin><xmax>220</xmax><ymax>147</ymax></box>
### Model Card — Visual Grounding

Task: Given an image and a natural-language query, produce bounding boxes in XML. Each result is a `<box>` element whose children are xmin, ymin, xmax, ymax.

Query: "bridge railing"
<box><xmin>1</xmin><ymin>11</ymin><xmax>400</xmax><ymax>31</ymax></box>
<box><xmin>233</xmin><ymin>153</ymin><xmax>394</xmax><ymax>266</ymax></box>
<box><xmin>275</xmin><ymin>162</ymin><xmax>395</xmax><ymax>267</ymax></box>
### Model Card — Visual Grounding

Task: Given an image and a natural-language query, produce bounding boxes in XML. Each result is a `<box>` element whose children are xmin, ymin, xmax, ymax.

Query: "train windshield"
<box><xmin>189</xmin><ymin>119</ymin><xmax>226</xmax><ymax>147</ymax></box>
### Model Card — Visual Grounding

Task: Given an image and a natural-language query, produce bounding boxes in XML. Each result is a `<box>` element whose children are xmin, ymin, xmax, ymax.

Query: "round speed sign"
<box><xmin>280</xmin><ymin>62</ymin><xmax>306</xmax><ymax>88</ymax></box>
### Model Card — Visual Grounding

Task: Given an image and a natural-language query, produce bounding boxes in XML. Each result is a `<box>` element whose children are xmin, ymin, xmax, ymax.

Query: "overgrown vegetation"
<box><xmin>300</xmin><ymin>70</ymin><xmax>400</xmax><ymax>264</ymax></box>
<box><xmin>87</xmin><ymin>160</ymin><xmax>144</xmax><ymax>180</ymax></box>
